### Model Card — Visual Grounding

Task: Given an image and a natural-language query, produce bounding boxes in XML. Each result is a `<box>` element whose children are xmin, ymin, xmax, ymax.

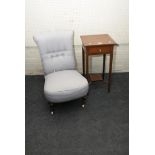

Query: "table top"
<box><xmin>80</xmin><ymin>34</ymin><xmax>118</xmax><ymax>46</ymax></box>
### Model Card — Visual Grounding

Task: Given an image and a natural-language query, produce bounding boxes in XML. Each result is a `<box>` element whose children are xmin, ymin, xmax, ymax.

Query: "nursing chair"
<box><xmin>33</xmin><ymin>31</ymin><xmax>89</xmax><ymax>115</ymax></box>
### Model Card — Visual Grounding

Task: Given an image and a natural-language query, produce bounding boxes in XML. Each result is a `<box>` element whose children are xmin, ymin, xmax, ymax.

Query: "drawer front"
<box><xmin>87</xmin><ymin>46</ymin><xmax>113</xmax><ymax>55</ymax></box>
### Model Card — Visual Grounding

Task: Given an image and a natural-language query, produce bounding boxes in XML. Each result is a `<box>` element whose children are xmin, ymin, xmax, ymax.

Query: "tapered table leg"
<box><xmin>102</xmin><ymin>54</ymin><xmax>106</xmax><ymax>80</ymax></box>
<box><xmin>86</xmin><ymin>53</ymin><xmax>89</xmax><ymax>80</ymax></box>
<box><xmin>82</xmin><ymin>47</ymin><xmax>85</xmax><ymax>76</ymax></box>
<box><xmin>108</xmin><ymin>53</ymin><xmax>113</xmax><ymax>92</ymax></box>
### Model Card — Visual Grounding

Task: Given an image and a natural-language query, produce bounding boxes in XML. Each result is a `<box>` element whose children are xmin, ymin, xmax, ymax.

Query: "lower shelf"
<box><xmin>89</xmin><ymin>73</ymin><xmax>103</xmax><ymax>81</ymax></box>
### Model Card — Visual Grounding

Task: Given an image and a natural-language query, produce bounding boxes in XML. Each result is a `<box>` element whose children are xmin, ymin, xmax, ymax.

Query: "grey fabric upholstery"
<box><xmin>33</xmin><ymin>31</ymin><xmax>76</xmax><ymax>75</ymax></box>
<box><xmin>33</xmin><ymin>31</ymin><xmax>88</xmax><ymax>103</ymax></box>
<box><xmin>44</xmin><ymin>70</ymin><xmax>88</xmax><ymax>103</ymax></box>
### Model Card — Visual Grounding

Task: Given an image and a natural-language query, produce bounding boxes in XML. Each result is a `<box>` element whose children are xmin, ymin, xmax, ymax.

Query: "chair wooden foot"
<box><xmin>49</xmin><ymin>102</ymin><xmax>54</xmax><ymax>115</ymax></box>
<box><xmin>81</xmin><ymin>95</ymin><xmax>88</xmax><ymax>108</ymax></box>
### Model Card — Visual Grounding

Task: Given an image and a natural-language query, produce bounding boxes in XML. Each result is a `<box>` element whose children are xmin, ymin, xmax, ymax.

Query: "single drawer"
<box><xmin>87</xmin><ymin>45</ymin><xmax>113</xmax><ymax>55</ymax></box>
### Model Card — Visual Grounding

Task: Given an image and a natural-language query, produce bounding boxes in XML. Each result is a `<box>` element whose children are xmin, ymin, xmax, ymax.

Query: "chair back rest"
<box><xmin>33</xmin><ymin>31</ymin><xmax>76</xmax><ymax>75</ymax></box>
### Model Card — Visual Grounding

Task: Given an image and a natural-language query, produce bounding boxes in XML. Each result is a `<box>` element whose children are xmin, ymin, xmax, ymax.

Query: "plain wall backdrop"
<box><xmin>25</xmin><ymin>0</ymin><xmax>129</xmax><ymax>74</ymax></box>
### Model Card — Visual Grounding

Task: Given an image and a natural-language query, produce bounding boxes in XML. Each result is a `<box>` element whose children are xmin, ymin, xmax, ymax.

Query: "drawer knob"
<box><xmin>99</xmin><ymin>49</ymin><xmax>102</xmax><ymax>52</ymax></box>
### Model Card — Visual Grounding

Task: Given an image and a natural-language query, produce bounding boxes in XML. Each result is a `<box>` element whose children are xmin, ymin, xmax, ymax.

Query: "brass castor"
<box><xmin>82</xmin><ymin>104</ymin><xmax>85</xmax><ymax>108</ymax></box>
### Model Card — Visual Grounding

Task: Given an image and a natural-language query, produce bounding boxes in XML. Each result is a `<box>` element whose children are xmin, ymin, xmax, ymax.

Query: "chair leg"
<box><xmin>49</xmin><ymin>102</ymin><xmax>54</xmax><ymax>115</ymax></box>
<box><xmin>81</xmin><ymin>94</ymin><xmax>88</xmax><ymax>108</ymax></box>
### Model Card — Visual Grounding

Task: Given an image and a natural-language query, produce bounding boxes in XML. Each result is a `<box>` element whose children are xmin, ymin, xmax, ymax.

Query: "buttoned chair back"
<box><xmin>33</xmin><ymin>31</ymin><xmax>76</xmax><ymax>75</ymax></box>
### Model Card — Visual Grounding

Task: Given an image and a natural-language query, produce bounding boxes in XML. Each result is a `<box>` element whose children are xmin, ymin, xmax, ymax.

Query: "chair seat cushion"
<box><xmin>44</xmin><ymin>70</ymin><xmax>89</xmax><ymax>103</ymax></box>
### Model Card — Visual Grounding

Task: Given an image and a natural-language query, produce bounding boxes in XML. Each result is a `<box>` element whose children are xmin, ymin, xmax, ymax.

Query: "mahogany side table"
<box><xmin>80</xmin><ymin>34</ymin><xmax>118</xmax><ymax>92</ymax></box>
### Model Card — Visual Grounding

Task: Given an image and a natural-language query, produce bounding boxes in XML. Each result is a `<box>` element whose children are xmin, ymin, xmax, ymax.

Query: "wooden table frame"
<box><xmin>81</xmin><ymin>34</ymin><xmax>118</xmax><ymax>92</ymax></box>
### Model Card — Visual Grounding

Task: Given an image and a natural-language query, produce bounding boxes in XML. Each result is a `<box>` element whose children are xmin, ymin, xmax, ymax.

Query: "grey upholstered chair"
<box><xmin>33</xmin><ymin>31</ymin><xmax>89</xmax><ymax>115</ymax></box>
